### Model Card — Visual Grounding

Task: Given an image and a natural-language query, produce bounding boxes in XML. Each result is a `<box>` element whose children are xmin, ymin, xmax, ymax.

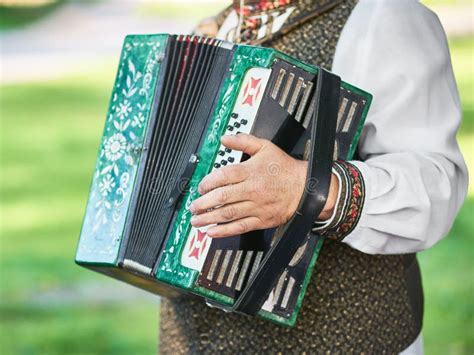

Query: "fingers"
<box><xmin>207</xmin><ymin>216</ymin><xmax>262</xmax><ymax>238</ymax></box>
<box><xmin>190</xmin><ymin>201</ymin><xmax>256</xmax><ymax>227</ymax></box>
<box><xmin>221</xmin><ymin>133</ymin><xmax>265</xmax><ymax>156</ymax></box>
<box><xmin>198</xmin><ymin>164</ymin><xmax>249</xmax><ymax>195</ymax></box>
<box><xmin>190</xmin><ymin>182</ymin><xmax>249</xmax><ymax>214</ymax></box>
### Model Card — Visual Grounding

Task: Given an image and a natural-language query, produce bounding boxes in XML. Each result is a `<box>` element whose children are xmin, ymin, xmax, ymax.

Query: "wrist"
<box><xmin>314</xmin><ymin>161</ymin><xmax>365</xmax><ymax>241</ymax></box>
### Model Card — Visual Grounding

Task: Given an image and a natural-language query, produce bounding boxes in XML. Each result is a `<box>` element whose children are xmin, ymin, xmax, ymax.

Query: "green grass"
<box><xmin>0</xmin><ymin>1</ymin><xmax>103</xmax><ymax>31</ymax></box>
<box><xmin>0</xmin><ymin>2</ymin><xmax>64</xmax><ymax>31</ymax></box>
<box><xmin>419</xmin><ymin>199</ymin><xmax>474</xmax><ymax>354</ymax></box>
<box><xmin>0</xmin><ymin>32</ymin><xmax>473</xmax><ymax>355</ymax></box>
<box><xmin>1</xmin><ymin>304</ymin><xmax>158</xmax><ymax>355</ymax></box>
<box><xmin>0</xmin><ymin>67</ymin><xmax>160</xmax><ymax>354</ymax></box>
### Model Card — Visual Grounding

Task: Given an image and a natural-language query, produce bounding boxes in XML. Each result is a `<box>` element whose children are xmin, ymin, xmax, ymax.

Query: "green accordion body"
<box><xmin>76</xmin><ymin>34</ymin><xmax>372</xmax><ymax>326</ymax></box>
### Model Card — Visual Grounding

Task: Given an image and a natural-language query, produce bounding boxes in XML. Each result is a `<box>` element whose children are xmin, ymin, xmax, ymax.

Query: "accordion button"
<box><xmin>227</xmin><ymin>125</ymin><xmax>234</xmax><ymax>131</ymax></box>
<box><xmin>214</xmin><ymin>163</ymin><xmax>221</xmax><ymax>169</ymax></box>
<box><xmin>225</xmin><ymin>148</ymin><xmax>232</xmax><ymax>153</ymax></box>
<box><xmin>234</xmin><ymin>122</ymin><xmax>241</xmax><ymax>128</ymax></box>
<box><xmin>218</xmin><ymin>150</ymin><xmax>225</xmax><ymax>156</ymax></box>
<box><xmin>221</xmin><ymin>160</ymin><xmax>228</xmax><ymax>166</ymax></box>
<box><xmin>228</xmin><ymin>157</ymin><xmax>235</xmax><ymax>163</ymax></box>
<box><xmin>231</xmin><ymin>113</ymin><xmax>239</xmax><ymax>119</ymax></box>
<box><xmin>240</xmin><ymin>119</ymin><xmax>248</xmax><ymax>125</ymax></box>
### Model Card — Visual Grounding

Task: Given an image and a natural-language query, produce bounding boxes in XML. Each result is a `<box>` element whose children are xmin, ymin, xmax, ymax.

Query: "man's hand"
<box><xmin>189</xmin><ymin>134</ymin><xmax>338</xmax><ymax>238</ymax></box>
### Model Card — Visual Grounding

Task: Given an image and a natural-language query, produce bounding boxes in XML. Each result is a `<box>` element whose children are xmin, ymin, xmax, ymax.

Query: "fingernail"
<box><xmin>190</xmin><ymin>216</ymin><xmax>198</xmax><ymax>225</ymax></box>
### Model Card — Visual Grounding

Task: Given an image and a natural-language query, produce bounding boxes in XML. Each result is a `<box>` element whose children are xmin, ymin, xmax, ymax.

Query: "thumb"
<box><xmin>221</xmin><ymin>133</ymin><xmax>265</xmax><ymax>156</ymax></box>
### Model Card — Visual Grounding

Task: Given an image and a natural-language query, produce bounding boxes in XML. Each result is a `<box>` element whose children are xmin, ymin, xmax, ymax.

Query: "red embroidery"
<box><xmin>231</xmin><ymin>0</ymin><xmax>295</xmax><ymax>43</ymax></box>
<box><xmin>321</xmin><ymin>162</ymin><xmax>365</xmax><ymax>241</ymax></box>
<box><xmin>234</xmin><ymin>0</ymin><xmax>293</xmax><ymax>15</ymax></box>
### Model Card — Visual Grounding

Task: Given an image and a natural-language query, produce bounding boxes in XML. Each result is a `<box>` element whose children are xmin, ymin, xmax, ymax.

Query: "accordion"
<box><xmin>76</xmin><ymin>34</ymin><xmax>372</xmax><ymax>326</ymax></box>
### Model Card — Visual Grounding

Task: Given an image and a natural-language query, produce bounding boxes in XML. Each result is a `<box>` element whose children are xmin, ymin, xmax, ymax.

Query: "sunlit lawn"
<box><xmin>0</xmin><ymin>33</ymin><xmax>472</xmax><ymax>355</ymax></box>
<box><xmin>0</xmin><ymin>65</ymin><xmax>160</xmax><ymax>354</ymax></box>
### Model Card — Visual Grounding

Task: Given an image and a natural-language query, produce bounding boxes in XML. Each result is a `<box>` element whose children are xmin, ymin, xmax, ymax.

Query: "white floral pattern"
<box><xmin>77</xmin><ymin>35</ymin><xmax>166</xmax><ymax>262</ymax></box>
<box><xmin>99</xmin><ymin>174</ymin><xmax>115</xmax><ymax>196</ymax></box>
<box><xmin>132</xmin><ymin>112</ymin><xmax>145</xmax><ymax>128</ymax></box>
<box><xmin>104</xmin><ymin>133</ymin><xmax>127</xmax><ymax>161</ymax></box>
<box><xmin>116</xmin><ymin>100</ymin><xmax>132</xmax><ymax>120</ymax></box>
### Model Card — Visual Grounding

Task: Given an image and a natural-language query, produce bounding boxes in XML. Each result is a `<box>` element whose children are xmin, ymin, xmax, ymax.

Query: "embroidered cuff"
<box><xmin>312</xmin><ymin>161</ymin><xmax>365</xmax><ymax>241</ymax></box>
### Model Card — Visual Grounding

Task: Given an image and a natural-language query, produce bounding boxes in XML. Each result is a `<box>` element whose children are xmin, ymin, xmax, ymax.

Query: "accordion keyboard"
<box><xmin>213</xmin><ymin>113</ymin><xmax>249</xmax><ymax>169</ymax></box>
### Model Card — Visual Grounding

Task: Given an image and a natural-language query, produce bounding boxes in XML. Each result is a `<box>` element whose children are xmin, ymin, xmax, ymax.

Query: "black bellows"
<box><xmin>122</xmin><ymin>36</ymin><xmax>233</xmax><ymax>270</ymax></box>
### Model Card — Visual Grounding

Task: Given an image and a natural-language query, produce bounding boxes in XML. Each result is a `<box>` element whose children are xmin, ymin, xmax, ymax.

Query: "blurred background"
<box><xmin>0</xmin><ymin>0</ymin><xmax>472</xmax><ymax>354</ymax></box>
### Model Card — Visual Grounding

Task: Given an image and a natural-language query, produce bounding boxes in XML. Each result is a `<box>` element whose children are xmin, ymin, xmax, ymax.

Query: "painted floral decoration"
<box><xmin>104</xmin><ymin>133</ymin><xmax>127</xmax><ymax>162</ymax></box>
<box><xmin>77</xmin><ymin>36</ymin><xmax>165</xmax><ymax>262</ymax></box>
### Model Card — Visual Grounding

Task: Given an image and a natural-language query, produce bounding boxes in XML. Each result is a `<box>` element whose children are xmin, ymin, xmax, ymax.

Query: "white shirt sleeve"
<box><xmin>331</xmin><ymin>0</ymin><xmax>468</xmax><ymax>255</ymax></box>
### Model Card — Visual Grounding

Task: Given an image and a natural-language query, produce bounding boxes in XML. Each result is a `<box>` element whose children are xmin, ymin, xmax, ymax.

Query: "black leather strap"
<box><xmin>219</xmin><ymin>68</ymin><xmax>341</xmax><ymax>316</ymax></box>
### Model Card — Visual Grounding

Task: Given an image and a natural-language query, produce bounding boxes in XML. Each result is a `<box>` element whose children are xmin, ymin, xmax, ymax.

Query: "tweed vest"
<box><xmin>159</xmin><ymin>1</ymin><xmax>423</xmax><ymax>353</ymax></box>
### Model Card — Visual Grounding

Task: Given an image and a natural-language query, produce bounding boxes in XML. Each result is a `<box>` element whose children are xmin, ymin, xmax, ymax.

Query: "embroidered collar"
<box><xmin>227</xmin><ymin>0</ymin><xmax>343</xmax><ymax>45</ymax></box>
<box><xmin>233</xmin><ymin>0</ymin><xmax>295</xmax><ymax>16</ymax></box>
